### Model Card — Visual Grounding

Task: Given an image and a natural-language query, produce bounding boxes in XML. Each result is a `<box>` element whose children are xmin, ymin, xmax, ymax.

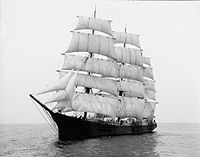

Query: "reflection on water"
<box><xmin>0</xmin><ymin>123</ymin><xmax>200</xmax><ymax>157</ymax></box>
<box><xmin>53</xmin><ymin>133</ymin><xmax>160</xmax><ymax>157</ymax></box>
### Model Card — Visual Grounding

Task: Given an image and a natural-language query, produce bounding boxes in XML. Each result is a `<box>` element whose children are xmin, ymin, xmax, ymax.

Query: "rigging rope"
<box><xmin>43</xmin><ymin>108</ymin><xmax>58</xmax><ymax>132</ymax></box>
<box><xmin>78</xmin><ymin>56</ymin><xmax>89</xmax><ymax>71</ymax></box>
<box><xmin>73</xmin><ymin>89</ymin><xmax>86</xmax><ymax>101</ymax></box>
<box><xmin>30</xmin><ymin>97</ymin><xmax>58</xmax><ymax>134</ymax></box>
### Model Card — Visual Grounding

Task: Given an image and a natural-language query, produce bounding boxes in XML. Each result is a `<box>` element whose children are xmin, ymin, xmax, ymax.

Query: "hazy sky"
<box><xmin>1</xmin><ymin>0</ymin><xmax>200</xmax><ymax>123</ymax></box>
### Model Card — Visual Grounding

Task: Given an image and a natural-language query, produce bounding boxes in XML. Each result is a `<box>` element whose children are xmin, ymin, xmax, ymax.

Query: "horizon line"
<box><xmin>1</xmin><ymin>122</ymin><xmax>200</xmax><ymax>124</ymax></box>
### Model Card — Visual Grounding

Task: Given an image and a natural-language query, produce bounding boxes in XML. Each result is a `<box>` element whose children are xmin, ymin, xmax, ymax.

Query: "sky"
<box><xmin>1</xmin><ymin>0</ymin><xmax>200</xmax><ymax>123</ymax></box>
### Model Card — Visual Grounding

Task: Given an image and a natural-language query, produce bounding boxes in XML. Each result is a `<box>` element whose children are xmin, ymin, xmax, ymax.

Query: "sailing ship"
<box><xmin>30</xmin><ymin>9</ymin><xmax>157</xmax><ymax>140</ymax></box>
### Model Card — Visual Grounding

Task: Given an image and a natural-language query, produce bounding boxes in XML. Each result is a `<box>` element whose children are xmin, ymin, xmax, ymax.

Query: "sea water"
<box><xmin>0</xmin><ymin>123</ymin><xmax>200</xmax><ymax>157</ymax></box>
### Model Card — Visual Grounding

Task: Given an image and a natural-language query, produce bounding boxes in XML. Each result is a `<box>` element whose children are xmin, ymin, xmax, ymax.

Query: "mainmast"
<box><xmin>84</xmin><ymin>6</ymin><xmax>96</xmax><ymax>119</ymax></box>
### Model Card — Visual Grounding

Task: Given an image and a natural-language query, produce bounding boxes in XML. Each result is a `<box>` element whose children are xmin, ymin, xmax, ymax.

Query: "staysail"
<box><xmin>37</xmin><ymin>70</ymin><xmax>74</xmax><ymax>95</ymax></box>
<box><xmin>44</xmin><ymin>73</ymin><xmax>77</xmax><ymax>104</ymax></box>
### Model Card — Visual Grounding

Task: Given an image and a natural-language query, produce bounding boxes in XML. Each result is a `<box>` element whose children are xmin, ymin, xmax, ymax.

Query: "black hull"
<box><xmin>51</xmin><ymin>112</ymin><xmax>157</xmax><ymax>140</ymax></box>
<box><xmin>30</xmin><ymin>94</ymin><xmax>157</xmax><ymax>140</ymax></box>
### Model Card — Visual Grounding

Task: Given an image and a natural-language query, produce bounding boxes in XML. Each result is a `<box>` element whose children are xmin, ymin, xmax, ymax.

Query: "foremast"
<box><xmin>84</xmin><ymin>6</ymin><xmax>97</xmax><ymax>119</ymax></box>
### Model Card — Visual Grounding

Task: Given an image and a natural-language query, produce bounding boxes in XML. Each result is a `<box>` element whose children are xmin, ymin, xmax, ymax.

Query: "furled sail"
<box><xmin>142</xmin><ymin>101</ymin><xmax>156</xmax><ymax>120</ymax></box>
<box><xmin>143</xmin><ymin>57</ymin><xmax>151</xmax><ymax>66</ymax></box>
<box><xmin>62</xmin><ymin>55</ymin><xmax>143</xmax><ymax>82</ymax></box>
<box><xmin>143</xmin><ymin>79</ymin><xmax>155</xmax><ymax>91</ymax></box>
<box><xmin>114</xmin><ymin>47</ymin><xmax>143</xmax><ymax>67</ymax></box>
<box><xmin>48</xmin><ymin>92</ymin><xmax>145</xmax><ymax>120</ymax></box>
<box><xmin>112</xmin><ymin>31</ymin><xmax>141</xmax><ymax>48</ymax></box>
<box><xmin>144</xmin><ymin>89</ymin><xmax>156</xmax><ymax>101</ymax></box>
<box><xmin>75</xmin><ymin>16</ymin><xmax>112</xmax><ymax>36</ymax></box>
<box><xmin>143</xmin><ymin>67</ymin><xmax>154</xmax><ymax>80</ymax></box>
<box><xmin>66</xmin><ymin>32</ymin><xmax>116</xmax><ymax>60</ymax></box>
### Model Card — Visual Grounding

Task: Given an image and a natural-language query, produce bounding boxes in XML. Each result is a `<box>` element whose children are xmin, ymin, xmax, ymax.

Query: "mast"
<box><xmin>84</xmin><ymin>6</ymin><xmax>96</xmax><ymax>119</ymax></box>
<box><xmin>119</xmin><ymin>25</ymin><xmax>127</xmax><ymax>97</ymax></box>
<box><xmin>92</xmin><ymin>5</ymin><xmax>96</xmax><ymax>35</ymax></box>
<box><xmin>124</xmin><ymin>25</ymin><xmax>127</xmax><ymax>48</ymax></box>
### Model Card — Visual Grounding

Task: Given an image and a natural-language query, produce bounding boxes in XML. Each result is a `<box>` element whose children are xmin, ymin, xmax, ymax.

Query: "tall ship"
<box><xmin>30</xmin><ymin>9</ymin><xmax>157</xmax><ymax>140</ymax></box>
